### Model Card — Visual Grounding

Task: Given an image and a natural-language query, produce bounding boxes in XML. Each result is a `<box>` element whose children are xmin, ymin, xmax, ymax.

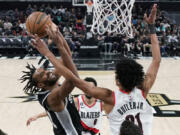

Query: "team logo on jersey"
<box><xmin>80</xmin><ymin>102</ymin><xmax>85</xmax><ymax>108</ymax></box>
<box><xmin>129</xmin><ymin>96</ymin><xmax>133</xmax><ymax>101</ymax></box>
<box><xmin>80</xmin><ymin>111</ymin><xmax>100</xmax><ymax>119</ymax></box>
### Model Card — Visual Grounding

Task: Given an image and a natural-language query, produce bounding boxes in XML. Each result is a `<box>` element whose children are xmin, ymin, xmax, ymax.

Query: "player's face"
<box><xmin>33</xmin><ymin>68</ymin><xmax>59</xmax><ymax>87</ymax></box>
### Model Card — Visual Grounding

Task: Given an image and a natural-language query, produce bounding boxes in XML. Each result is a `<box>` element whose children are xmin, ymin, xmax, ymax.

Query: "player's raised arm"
<box><xmin>141</xmin><ymin>4</ymin><xmax>161</xmax><ymax>98</ymax></box>
<box><xmin>45</xmin><ymin>52</ymin><xmax>114</xmax><ymax>105</ymax></box>
<box><xmin>31</xmin><ymin>37</ymin><xmax>114</xmax><ymax>105</ymax></box>
<box><xmin>30</xmin><ymin>35</ymin><xmax>72</xmax><ymax>111</ymax></box>
<box><xmin>45</xmin><ymin>24</ymin><xmax>78</xmax><ymax>77</ymax></box>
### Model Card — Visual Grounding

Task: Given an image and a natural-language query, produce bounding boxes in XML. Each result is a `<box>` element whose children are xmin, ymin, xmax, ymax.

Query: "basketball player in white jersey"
<box><xmin>74</xmin><ymin>77</ymin><xmax>103</xmax><ymax>135</ymax></box>
<box><xmin>20</xmin><ymin>25</ymin><xmax>83</xmax><ymax>135</ymax></box>
<box><xmin>30</xmin><ymin>4</ymin><xmax>160</xmax><ymax>135</ymax></box>
<box><xmin>26</xmin><ymin>77</ymin><xmax>103</xmax><ymax>135</ymax></box>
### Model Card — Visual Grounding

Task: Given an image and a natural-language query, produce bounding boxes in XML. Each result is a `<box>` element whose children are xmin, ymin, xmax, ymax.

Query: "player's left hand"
<box><xmin>45</xmin><ymin>23</ymin><xmax>63</xmax><ymax>46</ymax></box>
<box><xmin>144</xmin><ymin>4</ymin><xmax>157</xmax><ymax>24</ymax></box>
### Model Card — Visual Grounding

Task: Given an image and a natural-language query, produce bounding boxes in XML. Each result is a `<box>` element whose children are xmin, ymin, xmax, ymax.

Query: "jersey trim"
<box><xmin>100</xmin><ymin>101</ymin><xmax>103</xmax><ymax>112</ymax></box>
<box><xmin>77</xmin><ymin>97</ymin><xmax>80</xmax><ymax>112</ymax></box>
<box><xmin>113</xmin><ymin>91</ymin><xmax>115</xmax><ymax>105</ymax></box>
<box><xmin>81</xmin><ymin>95</ymin><xmax>97</xmax><ymax>108</ymax></box>
<box><xmin>42</xmin><ymin>92</ymin><xmax>51</xmax><ymax>107</ymax></box>
<box><xmin>141</xmin><ymin>90</ymin><xmax>146</xmax><ymax>99</ymax></box>
<box><xmin>119</xmin><ymin>89</ymin><xmax>129</xmax><ymax>94</ymax></box>
<box><xmin>81</xmin><ymin>120</ymin><xmax>99</xmax><ymax>133</ymax></box>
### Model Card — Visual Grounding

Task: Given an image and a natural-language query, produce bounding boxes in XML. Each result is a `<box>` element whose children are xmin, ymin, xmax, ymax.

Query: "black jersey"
<box><xmin>37</xmin><ymin>90</ymin><xmax>83</xmax><ymax>135</ymax></box>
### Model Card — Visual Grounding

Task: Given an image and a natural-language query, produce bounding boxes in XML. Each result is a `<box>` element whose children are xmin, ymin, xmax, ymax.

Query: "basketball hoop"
<box><xmin>91</xmin><ymin>0</ymin><xmax>135</xmax><ymax>37</ymax></box>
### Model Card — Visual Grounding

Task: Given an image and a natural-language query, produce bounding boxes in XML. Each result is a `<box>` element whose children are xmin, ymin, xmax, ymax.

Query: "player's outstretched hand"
<box><xmin>30</xmin><ymin>34</ymin><xmax>50</xmax><ymax>56</ymax></box>
<box><xmin>26</xmin><ymin>116</ymin><xmax>38</xmax><ymax>126</ymax></box>
<box><xmin>45</xmin><ymin>23</ymin><xmax>63</xmax><ymax>46</ymax></box>
<box><xmin>144</xmin><ymin>4</ymin><xmax>157</xmax><ymax>24</ymax></box>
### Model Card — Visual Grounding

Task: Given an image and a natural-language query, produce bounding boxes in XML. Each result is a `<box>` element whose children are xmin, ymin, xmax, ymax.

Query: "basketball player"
<box><xmin>31</xmin><ymin>4</ymin><xmax>160</xmax><ymax>135</ymax></box>
<box><xmin>120</xmin><ymin>120</ymin><xmax>143</xmax><ymax>135</ymax></box>
<box><xmin>26</xmin><ymin>77</ymin><xmax>103</xmax><ymax>135</ymax></box>
<box><xmin>0</xmin><ymin>129</ymin><xmax>7</xmax><ymax>135</ymax></box>
<box><xmin>74</xmin><ymin>77</ymin><xmax>103</xmax><ymax>135</ymax></box>
<box><xmin>20</xmin><ymin>25</ymin><xmax>83</xmax><ymax>135</ymax></box>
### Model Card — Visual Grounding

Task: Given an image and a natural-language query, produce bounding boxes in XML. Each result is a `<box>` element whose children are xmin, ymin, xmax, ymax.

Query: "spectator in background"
<box><xmin>76</xmin><ymin>22</ymin><xmax>86</xmax><ymax>32</ymax></box>
<box><xmin>3</xmin><ymin>19</ymin><xmax>12</xmax><ymax>31</ymax></box>
<box><xmin>112</xmin><ymin>33</ymin><xmax>121</xmax><ymax>53</ymax></box>
<box><xmin>67</xmin><ymin>37</ymin><xmax>77</xmax><ymax>52</ymax></box>
<box><xmin>14</xmin><ymin>8</ymin><xmax>20</xmax><ymax>19</ymax></box>
<box><xmin>0</xmin><ymin>19</ymin><xmax>3</xmax><ymax>34</ymax></box>
<box><xmin>76</xmin><ymin>9</ymin><xmax>84</xmax><ymax>24</ymax></box>
<box><xmin>39</xmin><ymin>4</ymin><xmax>45</xmax><ymax>12</ymax></box>
<box><xmin>58</xmin><ymin>5</ymin><xmax>65</xmax><ymax>14</ymax></box>
<box><xmin>45</xmin><ymin>4</ymin><xmax>51</xmax><ymax>14</ymax></box>
<box><xmin>163</xmin><ymin>20</ymin><xmax>170</xmax><ymax>30</ymax></box>
<box><xmin>132</xmin><ymin>40</ymin><xmax>142</xmax><ymax>58</ymax></box>
<box><xmin>69</xmin><ymin>13</ymin><xmax>76</xmax><ymax>25</ymax></box>
<box><xmin>19</xmin><ymin>20</ymin><xmax>26</xmax><ymax>30</ymax></box>
<box><xmin>104</xmin><ymin>32</ymin><xmax>113</xmax><ymax>53</ymax></box>
<box><xmin>141</xmin><ymin>35</ymin><xmax>151</xmax><ymax>56</ymax></box>
<box><xmin>26</xmin><ymin>4</ymin><xmax>33</xmax><ymax>15</ymax></box>
<box><xmin>167</xmin><ymin>32</ymin><xmax>178</xmax><ymax>56</ymax></box>
<box><xmin>97</xmin><ymin>35</ymin><xmax>105</xmax><ymax>52</ymax></box>
<box><xmin>52</xmin><ymin>6</ymin><xmax>58</xmax><ymax>15</ymax></box>
<box><xmin>63</xmin><ymin>24</ymin><xmax>72</xmax><ymax>38</ymax></box>
<box><xmin>160</xmin><ymin>32</ymin><xmax>168</xmax><ymax>56</ymax></box>
<box><xmin>12</xmin><ymin>21</ymin><xmax>22</xmax><ymax>36</ymax></box>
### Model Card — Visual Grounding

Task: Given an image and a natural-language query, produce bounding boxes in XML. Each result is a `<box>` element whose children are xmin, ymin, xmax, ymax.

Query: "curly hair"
<box><xmin>84</xmin><ymin>77</ymin><xmax>97</xmax><ymax>86</ymax></box>
<box><xmin>115</xmin><ymin>58</ymin><xmax>144</xmax><ymax>92</ymax></box>
<box><xmin>20</xmin><ymin>63</ymin><xmax>42</xmax><ymax>95</ymax></box>
<box><xmin>120</xmin><ymin>120</ymin><xmax>143</xmax><ymax>135</ymax></box>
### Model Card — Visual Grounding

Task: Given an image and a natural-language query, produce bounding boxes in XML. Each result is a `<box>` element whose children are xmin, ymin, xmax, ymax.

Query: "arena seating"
<box><xmin>0</xmin><ymin>1</ymin><xmax>180</xmax><ymax>58</ymax></box>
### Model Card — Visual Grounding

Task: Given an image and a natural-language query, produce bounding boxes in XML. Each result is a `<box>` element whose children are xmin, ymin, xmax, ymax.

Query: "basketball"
<box><xmin>26</xmin><ymin>12</ymin><xmax>52</xmax><ymax>38</ymax></box>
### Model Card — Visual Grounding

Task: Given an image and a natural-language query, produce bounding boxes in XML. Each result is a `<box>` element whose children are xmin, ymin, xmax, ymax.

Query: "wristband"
<box><xmin>148</xmin><ymin>24</ymin><xmax>156</xmax><ymax>34</ymax></box>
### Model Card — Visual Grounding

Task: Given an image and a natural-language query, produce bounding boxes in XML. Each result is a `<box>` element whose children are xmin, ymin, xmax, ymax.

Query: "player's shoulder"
<box><xmin>36</xmin><ymin>90</ymin><xmax>51</xmax><ymax>105</ymax></box>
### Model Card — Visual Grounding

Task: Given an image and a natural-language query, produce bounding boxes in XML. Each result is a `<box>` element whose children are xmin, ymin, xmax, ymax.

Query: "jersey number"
<box><xmin>125</xmin><ymin>113</ymin><xmax>142</xmax><ymax>130</ymax></box>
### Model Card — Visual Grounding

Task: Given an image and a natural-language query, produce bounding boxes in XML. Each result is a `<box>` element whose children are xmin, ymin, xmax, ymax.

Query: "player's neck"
<box><xmin>83</xmin><ymin>95</ymin><xmax>96</xmax><ymax>105</ymax></box>
<box><xmin>45</xmin><ymin>83</ymin><xmax>59</xmax><ymax>91</ymax></box>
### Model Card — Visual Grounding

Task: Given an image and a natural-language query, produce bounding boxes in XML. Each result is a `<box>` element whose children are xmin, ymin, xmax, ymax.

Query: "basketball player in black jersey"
<box><xmin>20</xmin><ymin>24</ymin><xmax>83</xmax><ymax>135</ymax></box>
<box><xmin>0</xmin><ymin>129</ymin><xmax>7</xmax><ymax>135</ymax></box>
<box><xmin>26</xmin><ymin>77</ymin><xmax>103</xmax><ymax>135</ymax></box>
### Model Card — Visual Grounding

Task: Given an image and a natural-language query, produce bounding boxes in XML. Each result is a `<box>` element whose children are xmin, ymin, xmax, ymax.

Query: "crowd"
<box><xmin>0</xmin><ymin>3</ymin><xmax>180</xmax><ymax>57</ymax></box>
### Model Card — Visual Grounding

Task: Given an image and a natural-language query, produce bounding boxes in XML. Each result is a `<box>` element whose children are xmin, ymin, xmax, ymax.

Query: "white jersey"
<box><xmin>77</xmin><ymin>95</ymin><xmax>102</xmax><ymax>134</ymax></box>
<box><xmin>108</xmin><ymin>88</ymin><xmax>154</xmax><ymax>135</ymax></box>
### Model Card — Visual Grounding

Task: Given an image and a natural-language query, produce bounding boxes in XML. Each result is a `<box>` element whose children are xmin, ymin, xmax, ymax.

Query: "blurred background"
<box><xmin>0</xmin><ymin>0</ymin><xmax>180</xmax><ymax>70</ymax></box>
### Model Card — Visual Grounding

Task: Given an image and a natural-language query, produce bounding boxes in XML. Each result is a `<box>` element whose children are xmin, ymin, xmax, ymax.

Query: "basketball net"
<box><xmin>91</xmin><ymin>0</ymin><xmax>135</xmax><ymax>37</ymax></box>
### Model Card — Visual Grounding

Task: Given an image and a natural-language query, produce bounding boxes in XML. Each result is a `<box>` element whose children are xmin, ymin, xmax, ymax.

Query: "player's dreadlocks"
<box><xmin>20</xmin><ymin>63</ymin><xmax>42</xmax><ymax>95</ymax></box>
